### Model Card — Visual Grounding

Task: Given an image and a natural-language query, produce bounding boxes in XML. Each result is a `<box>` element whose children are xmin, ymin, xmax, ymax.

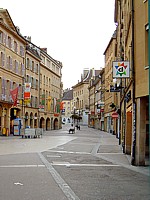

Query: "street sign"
<box><xmin>112</xmin><ymin>112</ymin><xmax>118</xmax><ymax>118</ymax></box>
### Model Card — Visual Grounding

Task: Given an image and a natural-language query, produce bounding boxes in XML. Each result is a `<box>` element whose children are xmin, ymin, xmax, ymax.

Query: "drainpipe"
<box><xmin>131</xmin><ymin>0</ymin><xmax>136</xmax><ymax>165</ymax></box>
<box><xmin>148</xmin><ymin>0</ymin><xmax>150</xmax><ymax>169</ymax></box>
<box><xmin>38</xmin><ymin>55</ymin><xmax>41</xmax><ymax>128</ymax></box>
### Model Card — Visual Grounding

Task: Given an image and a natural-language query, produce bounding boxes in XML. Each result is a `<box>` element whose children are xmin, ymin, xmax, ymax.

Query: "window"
<box><xmin>14</xmin><ymin>41</ymin><xmax>18</xmax><ymax>53</ymax></box>
<box><xmin>8</xmin><ymin>36</ymin><xmax>11</xmax><ymax>48</ymax></box>
<box><xmin>47</xmin><ymin>59</ymin><xmax>50</xmax><ymax>68</ymax></box>
<box><xmin>32</xmin><ymin>61</ymin><xmax>34</xmax><ymax>72</ymax></box>
<box><xmin>0</xmin><ymin>31</ymin><xmax>3</xmax><ymax>43</ymax></box>
<box><xmin>36</xmin><ymin>79</ymin><xmax>38</xmax><ymax>90</ymax></box>
<box><xmin>14</xmin><ymin>60</ymin><xmax>19</xmax><ymax>73</ymax></box>
<box><xmin>46</xmin><ymin>77</ymin><xmax>48</xmax><ymax>85</ymax></box>
<box><xmin>26</xmin><ymin>58</ymin><xmax>30</xmax><ymax>69</ymax></box>
<box><xmin>40</xmin><ymin>74</ymin><xmax>42</xmax><ymax>83</ymax></box>
<box><xmin>1</xmin><ymin>52</ymin><xmax>5</xmax><ymax>67</ymax></box>
<box><xmin>31</xmin><ymin>77</ymin><xmax>34</xmax><ymax>88</ymax></box>
<box><xmin>41</xmin><ymin>55</ymin><xmax>45</xmax><ymax>64</ymax></box>
<box><xmin>21</xmin><ymin>63</ymin><xmax>25</xmax><ymax>76</ymax></box>
<box><xmin>35</xmin><ymin>97</ymin><xmax>38</xmax><ymax>107</ymax></box>
<box><xmin>43</xmin><ymin>75</ymin><xmax>45</xmax><ymax>84</ymax></box>
<box><xmin>7</xmin><ymin>56</ymin><xmax>11</xmax><ymax>69</ymax></box>
<box><xmin>52</xmin><ymin>63</ymin><xmax>55</xmax><ymax>71</ymax></box>
<box><xmin>20</xmin><ymin>45</ymin><xmax>24</xmax><ymax>57</ymax></box>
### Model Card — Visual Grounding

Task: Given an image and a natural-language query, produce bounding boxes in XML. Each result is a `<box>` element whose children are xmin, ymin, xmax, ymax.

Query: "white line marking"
<box><xmin>51</xmin><ymin>163</ymin><xmax>120</xmax><ymax>167</ymax></box>
<box><xmin>48</xmin><ymin>150</ymin><xmax>90</xmax><ymax>155</ymax></box>
<box><xmin>14</xmin><ymin>182</ymin><xmax>23</xmax><ymax>186</ymax></box>
<box><xmin>47</xmin><ymin>155</ymin><xmax>61</xmax><ymax>158</ymax></box>
<box><xmin>97</xmin><ymin>153</ymin><xmax>123</xmax><ymax>154</ymax></box>
<box><xmin>0</xmin><ymin>165</ymin><xmax>45</xmax><ymax>168</ymax></box>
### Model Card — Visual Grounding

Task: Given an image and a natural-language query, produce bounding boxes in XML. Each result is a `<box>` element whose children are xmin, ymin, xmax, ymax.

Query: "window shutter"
<box><xmin>11</xmin><ymin>39</ymin><xmax>14</xmax><ymax>50</ymax></box>
<box><xmin>33</xmin><ymin>96</ymin><xmax>35</xmax><ymax>107</ymax></box>
<box><xmin>5</xmin><ymin>34</ymin><xmax>8</xmax><ymax>47</ymax></box>
<box><xmin>3</xmin><ymin>33</ymin><xmax>6</xmax><ymax>44</ymax></box>
<box><xmin>30</xmin><ymin>60</ymin><xmax>32</xmax><ymax>71</ymax></box>
<box><xmin>22</xmin><ymin>63</ymin><xmax>25</xmax><ymax>76</ymax></box>
<box><xmin>7</xmin><ymin>56</ymin><xmax>9</xmax><ymax>69</ymax></box>
<box><xmin>29</xmin><ymin>76</ymin><xmax>31</xmax><ymax>83</ymax></box>
<box><xmin>20</xmin><ymin>45</ymin><xmax>22</xmax><ymax>56</ymax></box>
<box><xmin>9</xmin><ymin>80</ymin><xmax>13</xmax><ymax>102</ymax></box>
<box><xmin>22</xmin><ymin>46</ymin><xmax>24</xmax><ymax>57</ymax></box>
<box><xmin>16</xmin><ymin>43</ymin><xmax>18</xmax><ymax>53</ymax></box>
<box><xmin>4</xmin><ymin>79</ymin><xmax>7</xmax><ymax>97</ymax></box>
<box><xmin>2</xmin><ymin>78</ymin><xmax>4</xmax><ymax>95</ymax></box>
<box><xmin>2</xmin><ymin>52</ymin><xmax>5</xmax><ymax>67</ymax></box>
<box><xmin>10</xmin><ymin>57</ymin><xmax>12</xmax><ymax>70</ymax></box>
<box><xmin>16</xmin><ymin>61</ymin><xmax>19</xmax><ymax>73</ymax></box>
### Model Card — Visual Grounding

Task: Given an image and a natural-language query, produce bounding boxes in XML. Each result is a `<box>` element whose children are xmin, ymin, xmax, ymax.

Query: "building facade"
<box><xmin>114</xmin><ymin>0</ymin><xmax>149</xmax><ymax>165</ymax></box>
<box><xmin>0</xmin><ymin>9</ymin><xmax>63</xmax><ymax>135</ymax></box>
<box><xmin>103</xmin><ymin>31</ymin><xmax>119</xmax><ymax>135</ymax></box>
<box><xmin>0</xmin><ymin>9</ymin><xmax>27</xmax><ymax>135</ymax></box>
<box><xmin>61</xmin><ymin>89</ymin><xmax>73</xmax><ymax>124</ymax></box>
<box><xmin>72</xmin><ymin>69</ymin><xmax>97</xmax><ymax>126</ymax></box>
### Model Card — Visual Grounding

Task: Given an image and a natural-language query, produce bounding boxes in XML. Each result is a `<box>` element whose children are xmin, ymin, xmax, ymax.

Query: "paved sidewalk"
<box><xmin>92</xmin><ymin>129</ymin><xmax>150</xmax><ymax>176</ymax></box>
<box><xmin>61</xmin><ymin>124</ymin><xmax>149</xmax><ymax>176</ymax></box>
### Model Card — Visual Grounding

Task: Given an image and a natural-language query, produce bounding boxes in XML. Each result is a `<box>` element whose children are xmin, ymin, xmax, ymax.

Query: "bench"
<box><xmin>69</xmin><ymin>128</ymin><xmax>75</xmax><ymax>134</ymax></box>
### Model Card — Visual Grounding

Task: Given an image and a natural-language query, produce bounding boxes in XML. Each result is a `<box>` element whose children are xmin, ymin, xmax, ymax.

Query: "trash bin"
<box><xmin>2</xmin><ymin>128</ymin><xmax>6</xmax><ymax>136</ymax></box>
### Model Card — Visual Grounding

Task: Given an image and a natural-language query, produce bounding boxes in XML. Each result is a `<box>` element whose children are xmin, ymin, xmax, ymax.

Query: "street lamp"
<box><xmin>73</xmin><ymin>106</ymin><xmax>76</xmax><ymax>125</ymax></box>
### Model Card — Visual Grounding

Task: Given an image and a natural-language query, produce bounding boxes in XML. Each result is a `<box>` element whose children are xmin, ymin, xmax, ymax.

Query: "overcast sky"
<box><xmin>1</xmin><ymin>0</ymin><xmax>116</xmax><ymax>89</ymax></box>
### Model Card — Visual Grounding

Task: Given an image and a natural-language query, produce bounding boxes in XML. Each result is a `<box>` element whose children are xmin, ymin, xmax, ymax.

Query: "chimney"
<box><xmin>41</xmin><ymin>48</ymin><xmax>47</xmax><ymax>53</ymax></box>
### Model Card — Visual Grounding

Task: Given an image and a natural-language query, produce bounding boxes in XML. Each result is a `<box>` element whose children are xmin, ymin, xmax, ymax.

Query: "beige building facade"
<box><xmin>39</xmin><ymin>49</ymin><xmax>62</xmax><ymax>130</ymax></box>
<box><xmin>114</xmin><ymin>0</ymin><xmax>149</xmax><ymax>165</ymax></box>
<box><xmin>0</xmin><ymin>9</ymin><xmax>63</xmax><ymax>135</ymax></box>
<box><xmin>0</xmin><ymin>9</ymin><xmax>27</xmax><ymax>135</ymax></box>
<box><xmin>103</xmin><ymin>31</ymin><xmax>120</xmax><ymax>136</ymax></box>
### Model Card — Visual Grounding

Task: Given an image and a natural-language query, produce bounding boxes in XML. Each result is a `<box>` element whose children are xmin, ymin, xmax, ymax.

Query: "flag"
<box><xmin>10</xmin><ymin>87</ymin><xmax>19</xmax><ymax>106</ymax></box>
<box><xmin>60</xmin><ymin>102</ymin><xmax>64</xmax><ymax>110</ymax></box>
<box><xmin>56</xmin><ymin>99</ymin><xmax>60</xmax><ymax>113</ymax></box>
<box><xmin>47</xmin><ymin>96</ymin><xmax>52</xmax><ymax>111</ymax></box>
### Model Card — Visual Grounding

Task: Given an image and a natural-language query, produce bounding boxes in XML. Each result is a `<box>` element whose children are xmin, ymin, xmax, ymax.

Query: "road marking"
<box><xmin>0</xmin><ymin>165</ymin><xmax>45</xmax><ymax>168</ymax></box>
<box><xmin>14</xmin><ymin>182</ymin><xmax>23</xmax><ymax>186</ymax></box>
<box><xmin>97</xmin><ymin>153</ymin><xmax>123</xmax><ymax>154</ymax></box>
<box><xmin>51</xmin><ymin>163</ymin><xmax>120</xmax><ymax>167</ymax></box>
<box><xmin>38</xmin><ymin>152</ymin><xmax>80</xmax><ymax>200</ymax></box>
<box><xmin>46</xmin><ymin>155</ymin><xmax>61</xmax><ymax>158</ymax></box>
<box><xmin>48</xmin><ymin>150</ymin><xmax>90</xmax><ymax>155</ymax></box>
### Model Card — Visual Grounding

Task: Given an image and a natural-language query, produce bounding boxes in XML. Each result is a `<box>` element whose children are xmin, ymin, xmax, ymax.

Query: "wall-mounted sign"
<box><xmin>113</xmin><ymin>61</ymin><xmax>130</xmax><ymax>78</ymax></box>
<box><xmin>112</xmin><ymin>112</ymin><xmax>118</xmax><ymax>118</ymax></box>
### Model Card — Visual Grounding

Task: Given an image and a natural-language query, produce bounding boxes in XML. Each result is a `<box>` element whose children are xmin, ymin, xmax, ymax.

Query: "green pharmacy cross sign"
<box><xmin>113</xmin><ymin>61</ymin><xmax>130</xmax><ymax>78</ymax></box>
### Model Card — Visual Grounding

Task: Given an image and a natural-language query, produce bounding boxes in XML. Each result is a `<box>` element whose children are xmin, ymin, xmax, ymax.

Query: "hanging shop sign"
<box><xmin>24</xmin><ymin>83</ymin><xmax>31</xmax><ymax>99</ymax></box>
<box><xmin>113</xmin><ymin>61</ymin><xmax>130</xmax><ymax>78</ymax></box>
<box><xmin>110</xmin><ymin>85</ymin><xmax>121</xmax><ymax>92</ymax></box>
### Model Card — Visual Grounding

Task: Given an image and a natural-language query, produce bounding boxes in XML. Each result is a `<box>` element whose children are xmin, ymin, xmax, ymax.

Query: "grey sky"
<box><xmin>1</xmin><ymin>0</ymin><xmax>116</xmax><ymax>89</ymax></box>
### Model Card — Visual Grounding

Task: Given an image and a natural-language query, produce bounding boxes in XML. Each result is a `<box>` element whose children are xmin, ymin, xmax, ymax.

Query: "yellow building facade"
<box><xmin>103</xmin><ymin>31</ymin><xmax>119</xmax><ymax>135</ymax></box>
<box><xmin>0</xmin><ymin>9</ymin><xmax>26</xmax><ymax>135</ymax></box>
<box><xmin>114</xmin><ymin>0</ymin><xmax>149</xmax><ymax>165</ymax></box>
<box><xmin>0</xmin><ymin>9</ymin><xmax>63</xmax><ymax>135</ymax></box>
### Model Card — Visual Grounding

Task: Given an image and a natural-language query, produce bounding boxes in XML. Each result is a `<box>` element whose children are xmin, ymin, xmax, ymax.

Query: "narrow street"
<box><xmin>0</xmin><ymin>124</ymin><xmax>149</xmax><ymax>200</ymax></box>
